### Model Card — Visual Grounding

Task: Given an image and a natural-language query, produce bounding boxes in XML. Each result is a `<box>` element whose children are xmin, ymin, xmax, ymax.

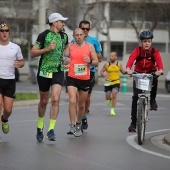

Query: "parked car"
<box><xmin>15</xmin><ymin>68</ymin><xmax>20</xmax><ymax>82</ymax></box>
<box><xmin>165</xmin><ymin>70</ymin><xmax>170</xmax><ymax>93</ymax></box>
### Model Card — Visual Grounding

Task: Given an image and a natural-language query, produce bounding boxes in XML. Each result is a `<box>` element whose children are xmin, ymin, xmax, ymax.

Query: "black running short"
<box><xmin>0</xmin><ymin>78</ymin><xmax>16</xmax><ymax>98</ymax></box>
<box><xmin>104</xmin><ymin>84</ymin><xmax>120</xmax><ymax>93</ymax></box>
<box><xmin>67</xmin><ymin>76</ymin><xmax>90</xmax><ymax>92</ymax></box>
<box><xmin>37</xmin><ymin>71</ymin><xmax>64</xmax><ymax>92</ymax></box>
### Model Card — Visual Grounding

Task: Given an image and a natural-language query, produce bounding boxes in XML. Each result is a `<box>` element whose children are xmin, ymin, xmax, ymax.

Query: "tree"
<box><xmin>0</xmin><ymin>0</ymin><xmax>36</xmax><ymax>59</ymax></box>
<box><xmin>84</xmin><ymin>0</ymin><xmax>170</xmax><ymax>56</ymax></box>
<box><xmin>48</xmin><ymin>0</ymin><xmax>86</xmax><ymax>29</ymax></box>
<box><xmin>124</xmin><ymin>0</ymin><xmax>169</xmax><ymax>41</ymax></box>
<box><xmin>160</xmin><ymin>4</ymin><xmax>170</xmax><ymax>43</ymax></box>
<box><xmin>84</xmin><ymin>1</ymin><xmax>111</xmax><ymax>59</ymax></box>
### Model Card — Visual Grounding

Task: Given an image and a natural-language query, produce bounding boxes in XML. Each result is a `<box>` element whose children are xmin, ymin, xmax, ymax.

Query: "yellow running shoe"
<box><xmin>107</xmin><ymin>99</ymin><xmax>112</xmax><ymax>105</ymax></box>
<box><xmin>2</xmin><ymin>121</ymin><xmax>9</xmax><ymax>134</ymax></box>
<box><xmin>110</xmin><ymin>108</ymin><xmax>116</xmax><ymax>116</ymax></box>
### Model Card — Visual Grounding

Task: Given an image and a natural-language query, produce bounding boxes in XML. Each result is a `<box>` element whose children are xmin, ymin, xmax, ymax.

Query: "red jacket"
<box><xmin>126</xmin><ymin>47</ymin><xmax>164</xmax><ymax>73</ymax></box>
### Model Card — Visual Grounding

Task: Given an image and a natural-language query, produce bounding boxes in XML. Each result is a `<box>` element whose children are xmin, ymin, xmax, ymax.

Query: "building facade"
<box><xmin>1</xmin><ymin>0</ymin><xmax>169</xmax><ymax>79</ymax></box>
<box><xmin>84</xmin><ymin>0</ymin><xmax>170</xmax><ymax>79</ymax></box>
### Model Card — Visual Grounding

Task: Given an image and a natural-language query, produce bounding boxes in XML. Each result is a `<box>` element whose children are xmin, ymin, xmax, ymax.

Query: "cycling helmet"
<box><xmin>139</xmin><ymin>31</ymin><xmax>153</xmax><ymax>40</ymax></box>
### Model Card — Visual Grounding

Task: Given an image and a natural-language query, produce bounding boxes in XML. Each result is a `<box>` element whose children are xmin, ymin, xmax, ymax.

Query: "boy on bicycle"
<box><xmin>126</xmin><ymin>31</ymin><xmax>164</xmax><ymax>132</ymax></box>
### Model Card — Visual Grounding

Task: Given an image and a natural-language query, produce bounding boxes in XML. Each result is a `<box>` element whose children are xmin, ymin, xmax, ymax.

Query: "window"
<box><xmin>111</xmin><ymin>42</ymin><xmax>123</xmax><ymax>60</ymax></box>
<box><xmin>126</xmin><ymin>42</ymin><xmax>138</xmax><ymax>54</ymax></box>
<box><xmin>152</xmin><ymin>43</ymin><xmax>166</xmax><ymax>53</ymax></box>
<box><xmin>126</xmin><ymin>42</ymin><xmax>166</xmax><ymax>53</ymax></box>
<box><xmin>129</xmin><ymin>10</ymin><xmax>145</xmax><ymax>22</ymax></box>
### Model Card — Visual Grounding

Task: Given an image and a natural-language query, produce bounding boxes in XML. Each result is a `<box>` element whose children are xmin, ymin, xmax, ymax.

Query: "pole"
<box><xmin>121</xmin><ymin>75</ymin><xmax>128</xmax><ymax>93</ymax></box>
<box><xmin>36</xmin><ymin>0</ymin><xmax>46</xmax><ymax>97</ymax></box>
<box><xmin>39</xmin><ymin>0</ymin><xmax>46</xmax><ymax>33</ymax></box>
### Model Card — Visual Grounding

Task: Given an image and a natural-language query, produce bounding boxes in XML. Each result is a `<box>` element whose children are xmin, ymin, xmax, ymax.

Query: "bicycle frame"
<box><xmin>137</xmin><ymin>93</ymin><xmax>149</xmax><ymax>145</ymax></box>
<box><xmin>132</xmin><ymin>73</ymin><xmax>153</xmax><ymax>145</ymax></box>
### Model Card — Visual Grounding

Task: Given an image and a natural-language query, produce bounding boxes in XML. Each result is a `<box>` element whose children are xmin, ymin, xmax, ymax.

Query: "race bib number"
<box><xmin>74</xmin><ymin>64</ymin><xmax>87</xmax><ymax>76</ymax></box>
<box><xmin>138</xmin><ymin>79</ymin><xmax>149</xmax><ymax>90</ymax></box>
<box><xmin>39</xmin><ymin>71</ymin><xmax>52</xmax><ymax>78</ymax></box>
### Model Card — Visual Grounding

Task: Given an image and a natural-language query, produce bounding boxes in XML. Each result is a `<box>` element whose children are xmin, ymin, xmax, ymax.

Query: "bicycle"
<box><xmin>132</xmin><ymin>72</ymin><xmax>154</xmax><ymax>145</ymax></box>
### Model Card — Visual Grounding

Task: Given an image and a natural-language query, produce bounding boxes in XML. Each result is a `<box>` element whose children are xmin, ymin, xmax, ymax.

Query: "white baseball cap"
<box><xmin>48</xmin><ymin>13</ymin><xmax>68</xmax><ymax>23</ymax></box>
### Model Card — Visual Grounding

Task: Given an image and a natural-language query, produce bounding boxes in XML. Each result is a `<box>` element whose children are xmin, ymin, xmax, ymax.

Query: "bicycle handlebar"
<box><xmin>129</xmin><ymin>71</ymin><xmax>163</xmax><ymax>77</ymax></box>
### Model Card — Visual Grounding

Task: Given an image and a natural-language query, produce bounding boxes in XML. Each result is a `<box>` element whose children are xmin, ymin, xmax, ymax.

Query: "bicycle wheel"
<box><xmin>137</xmin><ymin>98</ymin><xmax>146</xmax><ymax>145</ymax></box>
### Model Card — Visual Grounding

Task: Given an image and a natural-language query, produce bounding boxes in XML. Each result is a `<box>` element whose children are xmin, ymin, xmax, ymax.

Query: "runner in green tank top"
<box><xmin>31</xmin><ymin>13</ymin><xmax>69</xmax><ymax>142</ymax></box>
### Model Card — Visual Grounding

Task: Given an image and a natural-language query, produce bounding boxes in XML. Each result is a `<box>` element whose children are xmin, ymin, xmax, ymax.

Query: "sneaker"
<box><xmin>47</xmin><ymin>129</ymin><xmax>56</xmax><ymax>141</ymax></box>
<box><xmin>74</xmin><ymin>123</ymin><xmax>83</xmax><ymax>137</ymax></box>
<box><xmin>110</xmin><ymin>108</ymin><xmax>116</xmax><ymax>116</ymax></box>
<box><xmin>128</xmin><ymin>123</ymin><xmax>136</xmax><ymax>132</ymax></box>
<box><xmin>150</xmin><ymin>100</ymin><xmax>158</xmax><ymax>111</ymax></box>
<box><xmin>36</xmin><ymin>127</ymin><xmax>44</xmax><ymax>142</ymax></box>
<box><xmin>82</xmin><ymin>118</ymin><xmax>88</xmax><ymax>130</ymax></box>
<box><xmin>67</xmin><ymin>124</ymin><xmax>75</xmax><ymax>135</ymax></box>
<box><xmin>87</xmin><ymin>108</ymin><xmax>90</xmax><ymax>113</ymax></box>
<box><xmin>2</xmin><ymin>121</ymin><xmax>9</xmax><ymax>134</ymax></box>
<box><xmin>107</xmin><ymin>99</ymin><xmax>112</xmax><ymax>105</ymax></box>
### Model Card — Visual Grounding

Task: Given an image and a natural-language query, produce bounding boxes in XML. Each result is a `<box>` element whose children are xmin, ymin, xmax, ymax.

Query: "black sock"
<box><xmin>1</xmin><ymin>115</ymin><xmax>8</xmax><ymax>123</ymax></box>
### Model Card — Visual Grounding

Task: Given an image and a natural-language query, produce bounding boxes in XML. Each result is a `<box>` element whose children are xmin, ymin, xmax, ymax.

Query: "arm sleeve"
<box><xmin>126</xmin><ymin>47</ymin><xmax>139</xmax><ymax>69</ymax></box>
<box><xmin>154</xmin><ymin>49</ymin><xmax>164</xmax><ymax>70</ymax></box>
<box><xmin>35</xmin><ymin>32</ymin><xmax>45</xmax><ymax>49</ymax></box>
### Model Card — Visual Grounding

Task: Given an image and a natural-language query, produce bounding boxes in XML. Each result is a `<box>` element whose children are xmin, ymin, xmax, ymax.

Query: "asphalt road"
<box><xmin>0</xmin><ymin>81</ymin><xmax>170</xmax><ymax>170</ymax></box>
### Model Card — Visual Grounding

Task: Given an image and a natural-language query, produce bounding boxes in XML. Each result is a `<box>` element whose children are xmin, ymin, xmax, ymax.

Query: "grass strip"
<box><xmin>14</xmin><ymin>93</ymin><xmax>38</xmax><ymax>101</ymax></box>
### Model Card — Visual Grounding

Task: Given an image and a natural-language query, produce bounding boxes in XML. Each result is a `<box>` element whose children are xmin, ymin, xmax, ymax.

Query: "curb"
<box><xmin>13</xmin><ymin>99</ymin><xmax>40</xmax><ymax>107</ymax></box>
<box><xmin>164</xmin><ymin>133</ymin><xmax>170</xmax><ymax>145</ymax></box>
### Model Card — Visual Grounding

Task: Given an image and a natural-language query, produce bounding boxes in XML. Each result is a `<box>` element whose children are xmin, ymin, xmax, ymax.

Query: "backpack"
<box><xmin>135</xmin><ymin>47</ymin><xmax>155</xmax><ymax>65</ymax></box>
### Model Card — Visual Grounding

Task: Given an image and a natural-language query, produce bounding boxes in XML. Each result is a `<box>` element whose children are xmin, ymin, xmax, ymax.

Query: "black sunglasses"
<box><xmin>81</xmin><ymin>28</ymin><xmax>90</xmax><ymax>31</ymax></box>
<box><xmin>0</xmin><ymin>29</ymin><xmax>9</xmax><ymax>33</ymax></box>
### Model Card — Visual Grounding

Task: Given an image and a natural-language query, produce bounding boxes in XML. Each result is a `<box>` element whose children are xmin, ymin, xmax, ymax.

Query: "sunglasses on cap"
<box><xmin>0</xmin><ymin>22</ymin><xmax>9</xmax><ymax>29</ymax></box>
<box><xmin>81</xmin><ymin>28</ymin><xmax>90</xmax><ymax>31</ymax></box>
<box><xmin>0</xmin><ymin>29</ymin><xmax>9</xmax><ymax>33</ymax></box>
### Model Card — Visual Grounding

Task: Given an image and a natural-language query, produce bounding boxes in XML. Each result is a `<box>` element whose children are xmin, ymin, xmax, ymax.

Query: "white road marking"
<box><xmin>91</xmin><ymin>102</ymin><xmax>125</xmax><ymax>106</ymax></box>
<box><xmin>126</xmin><ymin>129</ymin><xmax>170</xmax><ymax>159</ymax></box>
<box><xmin>93</xmin><ymin>90</ymin><xmax>170</xmax><ymax>98</ymax></box>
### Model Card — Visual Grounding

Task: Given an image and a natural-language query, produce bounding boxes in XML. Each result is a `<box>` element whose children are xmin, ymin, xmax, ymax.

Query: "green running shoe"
<box><xmin>107</xmin><ymin>99</ymin><xmax>112</xmax><ymax>105</ymax></box>
<box><xmin>110</xmin><ymin>108</ymin><xmax>116</xmax><ymax>116</ymax></box>
<box><xmin>2</xmin><ymin>121</ymin><xmax>9</xmax><ymax>134</ymax></box>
